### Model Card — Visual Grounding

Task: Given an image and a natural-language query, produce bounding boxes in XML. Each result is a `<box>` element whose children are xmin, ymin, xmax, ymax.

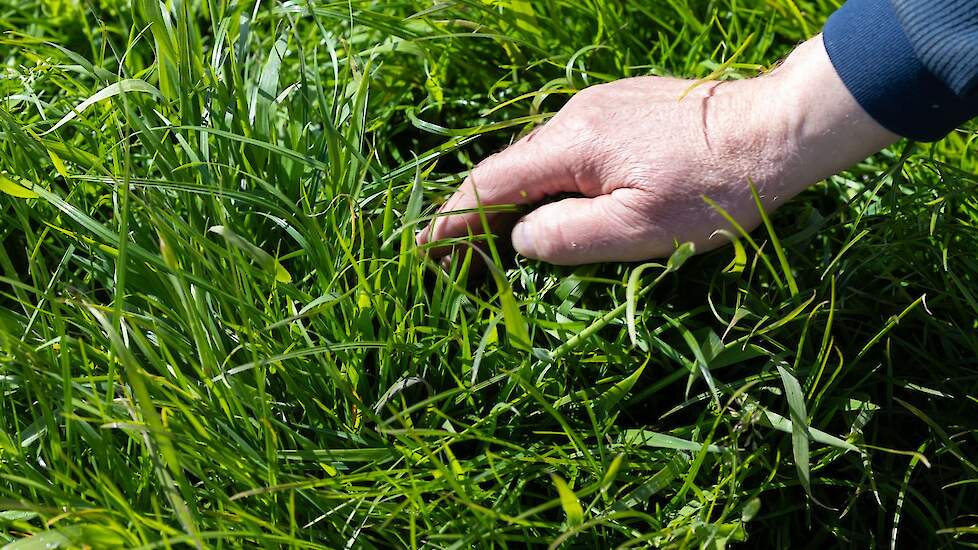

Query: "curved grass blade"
<box><xmin>626</xmin><ymin>243</ymin><xmax>695</xmax><ymax>347</ymax></box>
<box><xmin>41</xmin><ymin>79</ymin><xmax>162</xmax><ymax>136</ymax></box>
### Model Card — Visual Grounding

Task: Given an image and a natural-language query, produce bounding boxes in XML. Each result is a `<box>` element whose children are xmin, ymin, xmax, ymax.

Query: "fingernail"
<box><xmin>511</xmin><ymin>221</ymin><xmax>538</xmax><ymax>259</ymax></box>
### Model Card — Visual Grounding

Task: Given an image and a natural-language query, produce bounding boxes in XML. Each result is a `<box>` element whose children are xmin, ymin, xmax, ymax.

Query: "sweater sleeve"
<box><xmin>823</xmin><ymin>0</ymin><xmax>978</xmax><ymax>141</ymax></box>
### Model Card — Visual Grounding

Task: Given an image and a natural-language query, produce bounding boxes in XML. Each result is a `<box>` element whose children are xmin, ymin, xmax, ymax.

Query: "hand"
<box><xmin>417</xmin><ymin>35</ymin><xmax>898</xmax><ymax>265</ymax></box>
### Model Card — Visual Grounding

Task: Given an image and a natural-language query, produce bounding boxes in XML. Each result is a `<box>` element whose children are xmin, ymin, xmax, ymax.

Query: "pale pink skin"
<box><xmin>418</xmin><ymin>35</ymin><xmax>898</xmax><ymax>266</ymax></box>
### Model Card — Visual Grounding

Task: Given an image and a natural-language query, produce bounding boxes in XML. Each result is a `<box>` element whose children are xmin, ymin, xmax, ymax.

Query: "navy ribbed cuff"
<box><xmin>824</xmin><ymin>0</ymin><xmax>976</xmax><ymax>141</ymax></box>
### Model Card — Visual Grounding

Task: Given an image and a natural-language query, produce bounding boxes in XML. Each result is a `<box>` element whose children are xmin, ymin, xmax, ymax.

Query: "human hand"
<box><xmin>417</xmin><ymin>35</ymin><xmax>898</xmax><ymax>265</ymax></box>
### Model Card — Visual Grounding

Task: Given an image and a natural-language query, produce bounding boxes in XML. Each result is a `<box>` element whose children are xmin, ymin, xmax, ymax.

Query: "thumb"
<box><xmin>418</xmin><ymin>132</ymin><xmax>579</xmax><ymax>252</ymax></box>
<box><xmin>510</xmin><ymin>189</ymin><xmax>676</xmax><ymax>265</ymax></box>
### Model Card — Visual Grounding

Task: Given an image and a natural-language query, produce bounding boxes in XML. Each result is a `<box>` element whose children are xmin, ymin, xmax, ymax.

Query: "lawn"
<box><xmin>1</xmin><ymin>0</ymin><xmax>977</xmax><ymax>547</ymax></box>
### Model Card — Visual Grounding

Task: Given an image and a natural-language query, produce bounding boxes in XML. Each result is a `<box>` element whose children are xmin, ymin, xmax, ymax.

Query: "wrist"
<box><xmin>766</xmin><ymin>35</ymin><xmax>899</xmax><ymax>195</ymax></box>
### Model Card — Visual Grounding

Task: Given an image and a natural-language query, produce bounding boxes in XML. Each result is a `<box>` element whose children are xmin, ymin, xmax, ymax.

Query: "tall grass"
<box><xmin>1</xmin><ymin>0</ymin><xmax>976</xmax><ymax>547</ymax></box>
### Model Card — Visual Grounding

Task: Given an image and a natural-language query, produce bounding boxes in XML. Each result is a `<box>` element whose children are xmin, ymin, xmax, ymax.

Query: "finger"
<box><xmin>510</xmin><ymin>189</ymin><xmax>684</xmax><ymax>265</ymax></box>
<box><xmin>418</xmin><ymin>135</ymin><xmax>578</xmax><ymax>253</ymax></box>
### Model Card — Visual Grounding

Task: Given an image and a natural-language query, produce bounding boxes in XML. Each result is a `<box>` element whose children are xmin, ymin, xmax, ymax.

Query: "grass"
<box><xmin>1</xmin><ymin>0</ymin><xmax>976</xmax><ymax>547</ymax></box>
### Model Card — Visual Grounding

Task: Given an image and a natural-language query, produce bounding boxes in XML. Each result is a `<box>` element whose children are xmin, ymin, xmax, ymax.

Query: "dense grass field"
<box><xmin>1</xmin><ymin>0</ymin><xmax>977</xmax><ymax>547</ymax></box>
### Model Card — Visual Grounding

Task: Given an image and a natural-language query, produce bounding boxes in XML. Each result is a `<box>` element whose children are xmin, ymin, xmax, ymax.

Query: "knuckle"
<box><xmin>556</xmin><ymin>91</ymin><xmax>612</xmax><ymax>144</ymax></box>
<box><xmin>553</xmin><ymin>110</ymin><xmax>602</xmax><ymax>146</ymax></box>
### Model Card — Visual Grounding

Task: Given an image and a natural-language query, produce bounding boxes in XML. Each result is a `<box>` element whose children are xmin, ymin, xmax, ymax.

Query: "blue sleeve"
<box><xmin>823</xmin><ymin>0</ymin><xmax>978</xmax><ymax>142</ymax></box>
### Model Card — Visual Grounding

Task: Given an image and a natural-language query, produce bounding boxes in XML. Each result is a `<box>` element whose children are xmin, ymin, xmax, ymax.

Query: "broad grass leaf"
<box><xmin>47</xmin><ymin>150</ymin><xmax>69</xmax><ymax>178</ymax></box>
<box><xmin>0</xmin><ymin>511</ymin><xmax>36</xmax><ymax>522</ymax></box>
<box><xmin>551</xmin><ymin>474</ymin><xmax>584</xmax><ymax>527</ymax></box>
<box><xmin>0</xmin><ymin>174</ymin><xmax>38</xmax><ymax>199</ymax></box>
<box><xmin>134</xmin><ymin>0</ymin><xmax>179</xmax><ymax>96</ymax></box>
<box><xmin>405</xmin><ymin>172</ymin><xmax>425</xmax><ymax>226</ymax></box>
<box><xmin>741</xmin><ymin>498</ymin><xmax>761</xmax><ymax>522</ymax></box>
<box><xmin>42</xmin><ymin>79</ymin><xmax>162</xmax><ymax>136</ymax></box>
<box><xmin>273</xmin><ymin>264</ymin><xmax>292</xmax><ymax>284</ymax></box>
<box><xmin>39</xmin><ymin>138</ymin><xmax>102</xmax><ymax>171</ymax></box>
<box><xmin>3</xmin><ymin>529</ymin><xmax>72</xmax><ymax>550</ymax></box>
<box><xmin>596</xmin><ymin>357</ymin><xmax>648</xmax><ymax>414</ymax></box>
<box><xmin>259</xmin><ymin>36</ymin><xmax>288</xmax><ymax>101</ymax></box>
<box><xmin>497</xmin><ymin>0</ymin><xmax>541</xmax><ymax>37</ymax></box>
<box><xmin>497</xmin><ymin>278</ymin><xmax>530</xmax><ymax>350</ymax></box>
<box><xmin>666</xmin><ymin>242</ymin><xmax>695</xmax><ymax>271</ymax></box>
<box><xmin>755</xmin><ymin>407</ymin><xmax>857</xmax><ymax>452</ymax></box>
<box><xmin>613</xmin><ymin>456</ymin><xmax>689</xmax><ymax>512</ymax></box>
<box><xmin>777</xmin><ymin>363</ymin><xmax>818</xmax><ymax>503</ymax></box>
<box><xmin>158</xmin><ymin>230</ymin><xmax>179</xmax><ymax>270</ymax></box>
<box><xmin>601</xmin><ymin>454</ymin><xmax>625</xmax><ymax>492</ymax></box>
<box><xmin>3</xmin><ymin>525</ymin><xmax>128</xmax><ymax>549</ymax></box>
<box><xmin>298</xmin><ymin>292</ymin><xmax>344</xmax><ymax>316</ymax></box>
<box><xmin>0</xmin><ymin>428</ymin><xmax>18</xmax><ymax>455</ymax></box>
<box><xmin>250</xmin><ymin>33</ymin><xmax>288</xmax><ymax>132</ymax></box>
<box><xmin>18</xmin><ymin>418</ymin><xmax>46</xmax><ymax>448</ymax></box>
<box><xmin>623</xmin><ymin>429</ymin><xmax>722</xmax><ymax>453</ymax></box>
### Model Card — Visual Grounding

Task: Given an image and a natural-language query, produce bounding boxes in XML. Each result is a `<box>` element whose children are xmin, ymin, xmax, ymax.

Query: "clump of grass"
<box><xmin>1</xmin><ymin>0</ymin><xmax>976</xmax><ymax>547</ymax></box>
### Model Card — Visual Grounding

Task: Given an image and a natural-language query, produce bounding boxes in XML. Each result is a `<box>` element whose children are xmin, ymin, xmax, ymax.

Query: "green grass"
<box><xmin>1</xmin><ymin>0</ymin><xmax>977</xmax><ymax>547</ymax></box>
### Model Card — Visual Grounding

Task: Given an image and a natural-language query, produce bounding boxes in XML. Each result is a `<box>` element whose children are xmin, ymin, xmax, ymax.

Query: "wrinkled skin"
<box><xmin>418</xmin><ymin>35</ymin><xmax>898</xmax><ymax>265</ymax></box>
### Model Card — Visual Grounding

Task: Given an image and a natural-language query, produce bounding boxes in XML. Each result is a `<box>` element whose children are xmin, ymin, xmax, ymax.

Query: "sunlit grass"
<box><xmin>1</xmin><ymin>0</ymin><xmax>976</xmax><ymax>547</ymax></box>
